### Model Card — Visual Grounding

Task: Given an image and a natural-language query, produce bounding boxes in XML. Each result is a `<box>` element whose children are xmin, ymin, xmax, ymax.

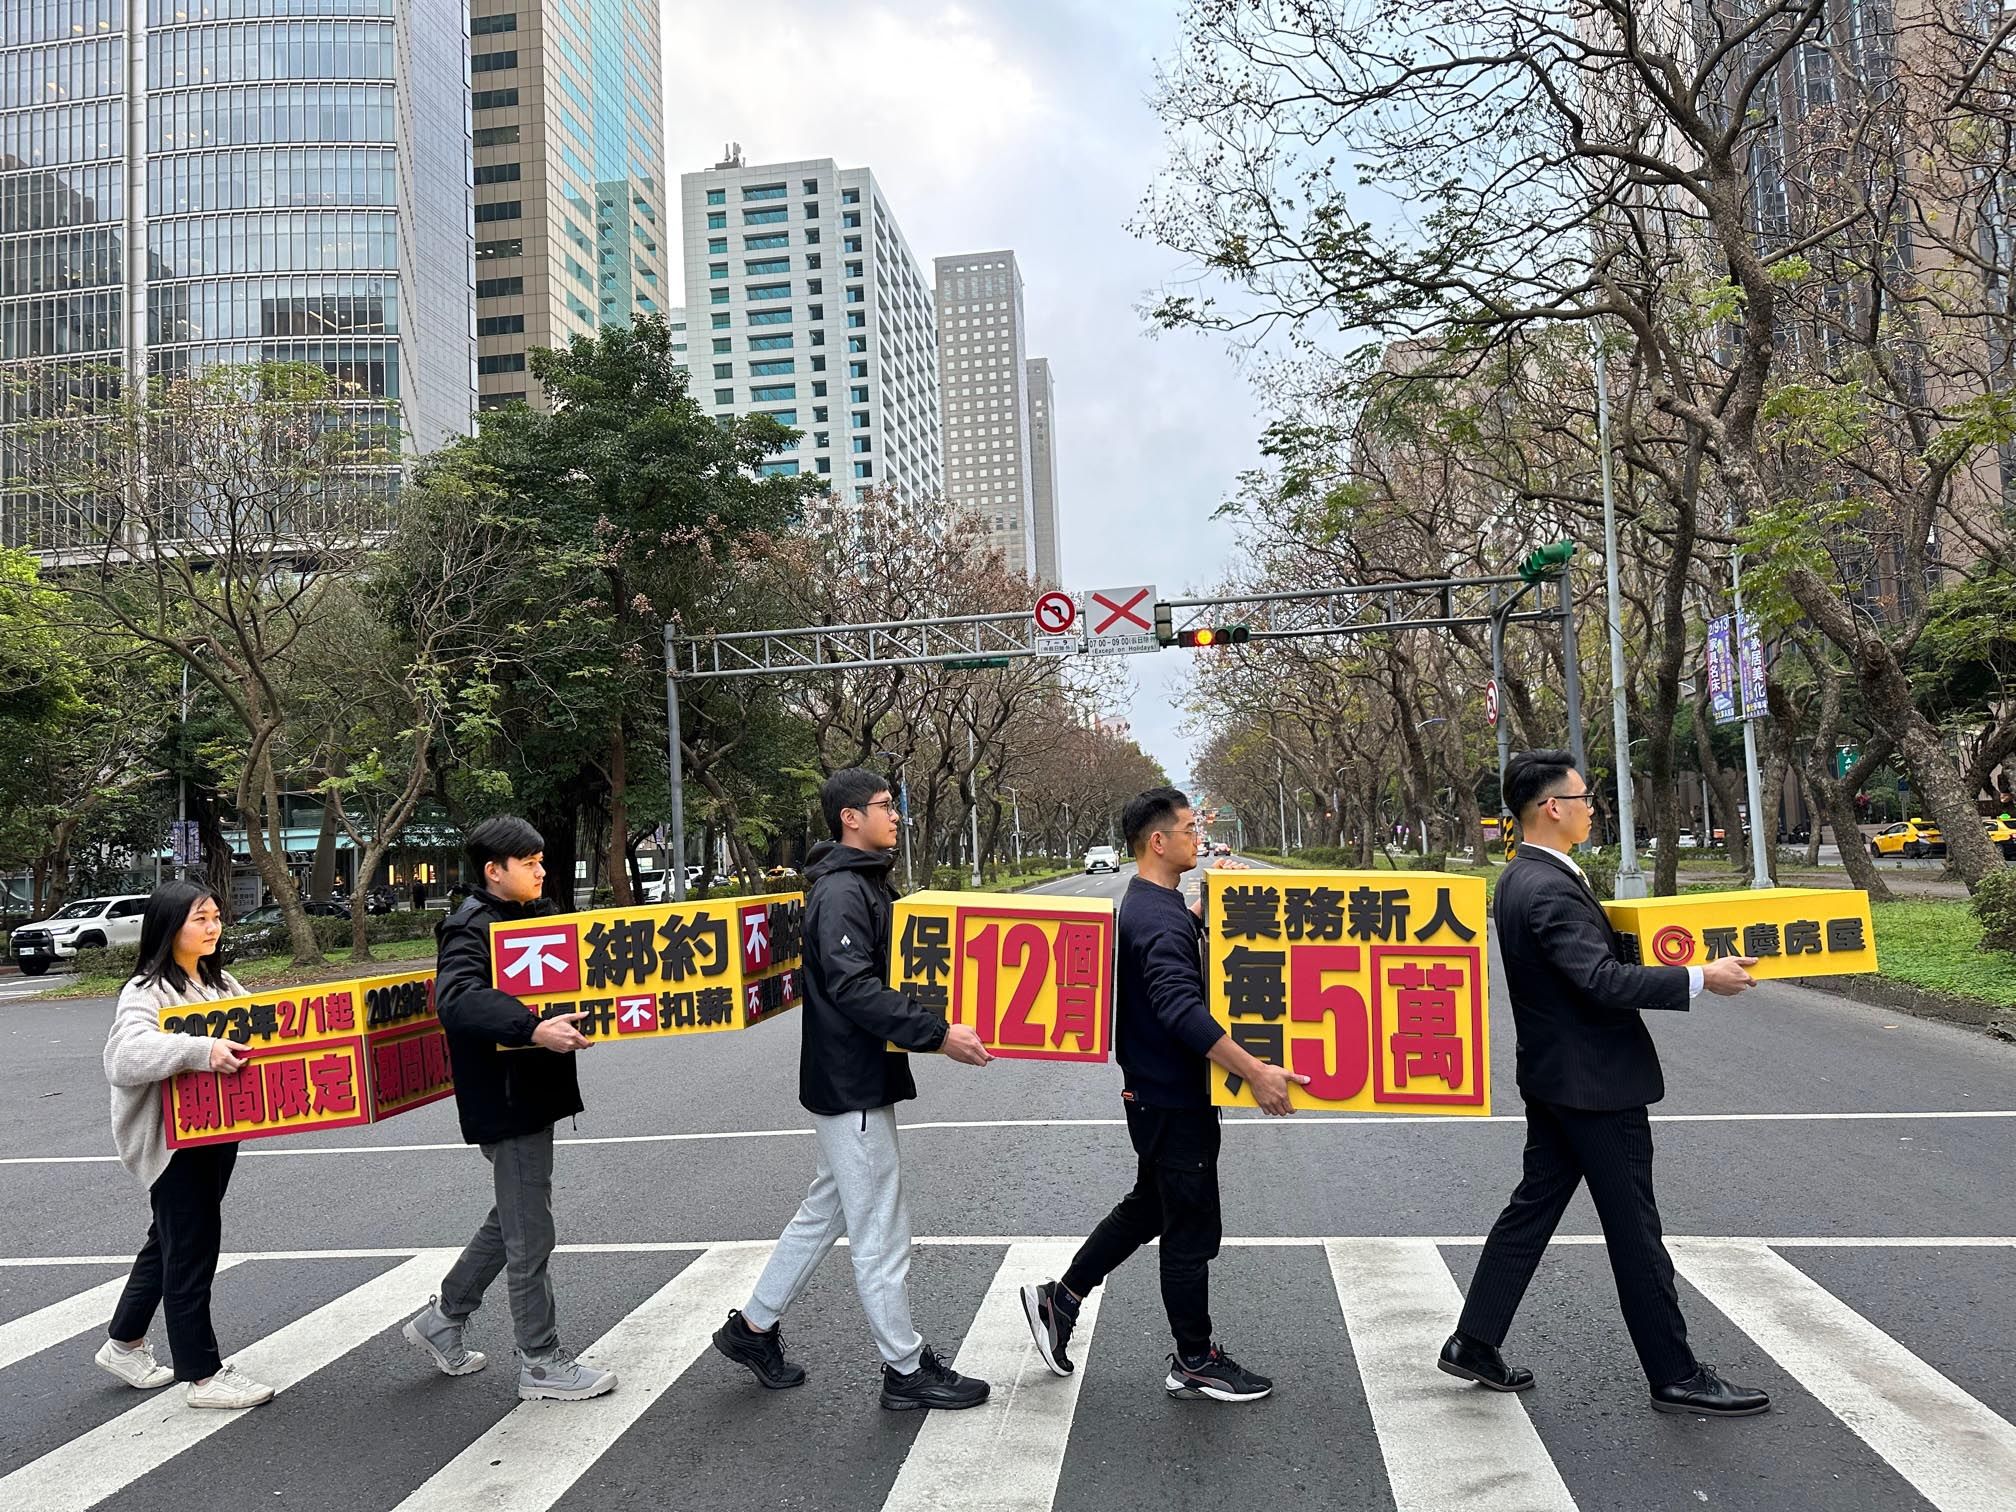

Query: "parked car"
<box><xmin>1982</xmin><ymin>817</ymin><xmax>2016</xmax><ymax>859</ymax></box>
<box><xmin>1083</xmin><ymin>845</ymin><xmax>1120</xmax><ymax>875</ymax></box>
<box><xmin>1869</xmin><ymin>819</ymin><xmax>1944</xmax><ymax>858</ymax></box>
<box><xmin>8</xmin><ymin>895</ymin><xmax>149</xmax><ymax>975</ymax></box>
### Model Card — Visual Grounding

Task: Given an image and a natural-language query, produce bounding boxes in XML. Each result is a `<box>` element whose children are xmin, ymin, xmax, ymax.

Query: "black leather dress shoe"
<box><xmin>1437</xmin><ymin>1331</ymin><xmax>1535</xmax><ymax>1392</ymax></box>
<box><xmin>1650</xmin><ymin>1364</ymin><xmax>1771</xmax><ymax>1417</ymax></box>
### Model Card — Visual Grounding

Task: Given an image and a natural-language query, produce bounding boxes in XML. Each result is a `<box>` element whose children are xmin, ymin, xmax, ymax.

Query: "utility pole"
<box><xmin>1004</xmin><ymin>786</ymin><xmax>1023</xmax><ymax>863</ymax></box>
<box><xmin>876</xmin><ymin>749</ymin><xmax>914</xmax><ymax>892</ymax></box>
<box><xmin>1729</xmin><ymin>516</ymin><xmax>1774</xmax><ymax>889</ymax></box>
<box><xmin>966</xmin><ymin>719</ymin><xmax>982</xmax><ymax>889</ymax></box>
<box><xmin>1277</xmin><ymin>762</ymin><xmax>1289</xmax><ymax>853</ymax></box>
<box><xmin>1594</xmin><ymin>332</ymin><xmax>1647</xmax><ymax>897</ymax></box>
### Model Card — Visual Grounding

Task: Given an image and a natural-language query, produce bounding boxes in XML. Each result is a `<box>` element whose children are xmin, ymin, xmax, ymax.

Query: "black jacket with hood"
<box><xmin>797</xmin><ymin>841</ymin><xmax>949</xmax><ymax>1115</ymax></box>
<box><xmin>435</xmin><ymin>887</ymin><xmax>584</xmax><ymax>1145</ymax></box>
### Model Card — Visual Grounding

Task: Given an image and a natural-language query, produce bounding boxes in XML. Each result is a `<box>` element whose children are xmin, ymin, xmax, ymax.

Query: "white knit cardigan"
<box><xmin>103</xmin><ymin>971</ymin><xmax>245</xmax><ymax>1189</ymax></box>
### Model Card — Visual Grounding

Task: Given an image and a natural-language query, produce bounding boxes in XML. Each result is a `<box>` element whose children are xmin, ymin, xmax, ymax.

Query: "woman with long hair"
<box><xmin>99</xmin><ymin>881</ymin><xmax>274</xmax><ymax>1409</ymax></box>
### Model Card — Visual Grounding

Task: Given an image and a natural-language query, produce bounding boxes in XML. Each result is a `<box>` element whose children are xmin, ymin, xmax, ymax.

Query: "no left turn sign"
<box><xmin>1033</xmin><ymin>591</ymin><xmax>1077</xmax><ymax>635</ymax></box>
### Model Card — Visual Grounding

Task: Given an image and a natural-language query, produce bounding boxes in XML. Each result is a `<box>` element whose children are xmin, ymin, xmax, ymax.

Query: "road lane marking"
<box><xmin>1325</xmin><ymin>1237</ymin><xmax>1579</xmax><ymax>1511</ymax></box>
<box><xmin>391</xmin><ymin>1244</ymin><xmax>772</xmax><ymax>1512</ymax></box>
<box><xmin>1672</xmin><ymin>1238</ymin><xmax>2016</xmax><ymax>1512</ymax></box>
<box><xmin>0</xmin><ymin>1259</ymin><xmax>245</xmax><ymax>1371</ymax></box>
<box><xmin>9</xmin><ymin>1109</ymin><xmax>2015</xmax><ymax>1166</ymax></box>
<box><xmin>0</xmin><ymin>1250</ymin><xmax>447</xmax><ymax>1512</ymax></box>
<box><xmin>879</xmin><ymin>1240</ymin><xmax>1101</xmax><ymax>1512</ymax></box>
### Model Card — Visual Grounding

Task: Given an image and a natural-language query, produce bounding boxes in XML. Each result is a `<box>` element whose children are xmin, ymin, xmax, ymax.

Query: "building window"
<box><xmin>750</xmin><ymin>359</ymin><xmax>795</xmax><ymax>376</ymax></box>
<box><xmin>809</xmin><ymin>330</ymin><xmax>825</xmax><ymax>345</ymax></box>
<box><xmin>711</xmin><ymin>313</ymin><xmax>730</xmax><ymax>328</ymax></box>
<box><xmin>802</xmin><ymin>178</ymin><xmax>820</xmax><ymax>194</ymax></box>
<box><xmin>748</xmin><ymin>333</ymin><xmax>794</xmax><ymax>350</ymax></box>
<box><xmin>846</xmin><ymin>313</ymin><xmax>865</xmax><ymax>329</ymax></box>
<box><xmin>751</xmin><ymin>384</ymin><xmax>797</xmax><ymax>401</ymax></box>
<box><xmin>852</xmin><ymin>411</ymin><xmax>869</xmax><ymax>427</ymax></box>
<box><xmin>471</xmin><ymin>13</ymin><xmax>518</xmax><ymax>34</ymax></box>
<box><xmin>804</xmin><ymin>228</ymin><xmax>820</xmax><ymax>244</ymax></box>
<box><xmin>477</xmin><ymin>314</ymin><xmax>525</xmax><ymax>335</ymax></box>
<box><xmin>761</xmin><ymin>460</ymin><xmax>800</xmax><ymax>476</ymax></box>
<box><xmin>746</xmin><ymin>282</ymin><xmax>791</xmax><ymax>302</ymax></box>
<box><xmin>475</xmin><ymin>238</ymin><xmax>523</xmax><ymax>260</ymax></box>
<box><xmin>852</xmin><ymin>436</ymin><xmax>871</xmax><ymax>453</ymax></box>
<box><xmin>473</xmin><ymin>124</ymin><xmax>520</xmax><ymax>147</ymax></box>
<box><xmin>474</xmin><ymin>201</ymin><xmax>522</xmax><ymax>223</ymax></box>
<box><xmin>478</xmin><ymin>352</ymin><xmax>527</xmax><ymax>374</ymax></box>
<box><xmin>814</xmin><ymin>432</ymin><xmax>829</xmax><ymax>447</ymax></box>
<box><xmin>803</xmin><ymin>201</ymin><xmax>818</xmax><ymax>218</ymax></box>
<box><xmin>845</xmin><ymin>236</ymin><xmax>862</xmax><ymax>253</ymax></box>
<box><xmin>807</xmin><ymin>304</ymin><xmax>824</xmax><ymax>321</ymax></box>
<box><xmin>810</xmin><ymin>355</ymin><xmax>827</xmax><ymax>372</ymax></box>
<box><xmin>807</xmin><ymin>279</ymin><xmax>822</xmax><ymax>295</ymax></box>
<box><xmin>743</xmin><ymin>208</ymin><xmax>788</xmax><ymax>225</ymax></box>
<box><xmin>811</xmin><ymin>382</ymin><xmax>828</xmax><ymax>397</ymax></box>
<box><xmin>853</xmin><ymin>461</ymin><xmax>873</xmax><ymax>479</ymax></box>
<box><xmin>848</xmin><ymin>361</ymin><xmax>867</xmax><ymax>378</ymax></box>
<box><xmin>472</xmin><ymin>88</ymin><xmax>519</xmax><ymax>109</ymax></box>
<box><xmin>748</xmin><ymin>309</ymin><xmax>792</xmax><ymax>326</ymax></box>
<box><xmin>709</xmin><ymin>263</ymin><xmax>728</xmax><ymax>279</ymax></box>
<box><xmin>707</xmin><ymin>212</ymin><xmax>726</xmax><ymax>229</ymax></box>
<box><xmin>712</xmin><ymin>337</ymin><xmax>732</xmax><ymax>353</ymax></box>
<box><xmin>474</xmin><ymin>162</ymin><xmax>521</xmax><ymax>184</ymax></box>
<box><xmin>848</xmin><ymin>337</ymin><xmax>866</xmax><ymax>353</ymax></box>
<box><xmin>762</xmin><ymin>410</ymin><xmax>798</xmax><ymax>425</ymax></box>
<box><xmin>814</xmin><ymin>407</ymin><xmax>829</xmax><ymax>422</ymax></box>
<box><xmin>842</xmin><ymin>187</ymin><xmax>860</xmax><ymax>204</ymax></box>
<box><xmin>471</xmin><ymin>50</ymin><xmax>519</xmax><ymax>71</ymax></box>
<box><xmin>715</xmin><ymin>388</ymin><xmax>734</xmax><ymax>404</ymax></box>
<box><xmin>710</xmin><ymin>289</ymin><xmax>729</xmax><ymax>305</ymax></box>
<box><xmin>850</xmin><ymin>386</ymin><xmax>868</xmax><ymax>403</ymax></box>
<box><xmin>706</xmin><ymin>188</ymin><xmax>726</xmax><ymax>205</ymax></box>
<box><xmin>478</xmin><ymin>391</ymin><xmax>525</xmax><ymax>409</ymax></box>
<box><xmin>743</xmin><ymin>183</ymin><xmax>788</xmax><ymax>201</ymax></box>
<box><xmin>745</xmin><ymin>258</ymin><xmax>790</xmax><ymax>276</ymax></box>
<box><xmin>708</xmin><ymin>237</ymin><xmax>727</xmax><ymax>254</ymax></box>
<box><xmin>842</xmin><ymin>211</ymin><xmax>860</xmax><ymax>228</ymax></box>
<box><xmin>713</xmin><ymin>362</ymin><xmax>733</xmax><ymax>379</ymax></box>
<box><xmin>816</xmin><ymin>457</ymin><xmax>831</xmax><ymax>474</ymax></box>
<box><xmin>745</xmin><ymin>233</ymin><xmax>788</xmax><ymax>251</ymax></box>
<box><xmin>476</xmin><ymin>276</ymin><xmax>524</xmax><ymax>298</ymax></box>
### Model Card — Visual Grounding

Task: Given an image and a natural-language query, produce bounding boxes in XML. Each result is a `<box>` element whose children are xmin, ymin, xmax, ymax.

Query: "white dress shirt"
<box><xmin>1519</xmin><ymin>841</ymin><xmax>1704</xmax><ymax>998</ymax></box>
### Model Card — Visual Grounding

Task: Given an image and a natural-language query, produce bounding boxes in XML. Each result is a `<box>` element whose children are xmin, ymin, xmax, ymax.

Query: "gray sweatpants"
<box><xmin>742</xmin><ymin>1104</ymin><xmax>924</xmax><ymax>1373</ymax></box>
<box><xmin>437</xmin><ymin>1125</ymin><xmax>560</xmax><ymax>1357</ymax></box>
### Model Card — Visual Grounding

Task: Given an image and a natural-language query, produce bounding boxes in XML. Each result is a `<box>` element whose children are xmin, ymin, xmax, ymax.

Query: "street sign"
<box><xmin>1706</xmin><ymin>615</ymin><xmax>1737</xmax><ymax>723</ymax></box>
<box><xmin>1031</xmin><ymin>589</ymin><xmax>1082</xmax><ymax>656</ymax></box>
<box><xmin>169</xmin><ymin>819</ymin><xmax>202</xmax><ymax>868</ymax></box>
<box><xmin>1737</xmin><ymin>613</ymin><xmax>1767</xmax><ymax>720</ymax></box>
<box><xmin>1085</xmin><ymin>584</ymin><xmax>1158</xmax><ymax>656</ymax></box>
<box><xmin>1485</xmin><ymin>679</ymin><xmax>1499</xmax><ymax>728</ymax></box>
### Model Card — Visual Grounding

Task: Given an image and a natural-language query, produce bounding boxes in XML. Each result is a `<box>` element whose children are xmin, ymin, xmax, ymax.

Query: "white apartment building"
<box><xmin>1026</xmin><ymin>355</ymin><xmax>1061</xmax><ymax>585</ymax></box>
<box><xmin>934</xmin><ymin>251</ymin><xmax>1035</xmax><ymax>574</ymax></box>
<box><xmin>678</xmin><ymin>153</ymin><xmax>940</xmax><ymax>499</ymax></box>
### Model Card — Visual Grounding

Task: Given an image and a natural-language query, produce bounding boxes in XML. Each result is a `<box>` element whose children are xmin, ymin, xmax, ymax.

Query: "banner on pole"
<box><xmin>1603</xmin><ymin>888</ymin><xmax>1876</xmax><ymax>980</ymax></box>
<box><xmin>487</xmin><ymin>892</ymin><xmax>806</xmax><ymax>1043</ymax></box>
<box><xmin>1706</xmin><ymin>615</ymin><xmax>1737</xmax><ymax>723</ymax></box>
<box><xmin>1737</xmin><ymin>614</ymin><xmax>1768</xmax><ymax>721</ymax></box>
<box><xmin>888</xmin><ymin>891</ymin><xmax>1115</xmax><ymax>1061</ymax></box>
<box><xmin>1205</xmin><ymin>871</ymin><xmax>1492</xmax><ymax>1115</ymax></box>
<box><xmin>159</xmin><ymin>970</ymin><xmax>450</xmax><ymax>1148</ymax></box>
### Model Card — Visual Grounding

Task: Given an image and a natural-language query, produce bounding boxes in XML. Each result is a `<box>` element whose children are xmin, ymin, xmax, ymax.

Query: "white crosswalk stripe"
<box><xmin>1672</xmin><ymin>1238</ymin><xmax>2016</xmax><ymax>1512</ymax></box>
<box><xmin>2</xmin><ymin>1236</ymin><xmax>2014</xmax><ymax>1512</ymax></box>
<box><xmin>1326</xmin><ymin>1238</ymin><xmax>1579</xmax><ymax>1512</ymax></box>
<box><xmin>880</xmin><ymin>1240</ymin><xmax>1103</xmax><ymax>1512</ymax></box>
<box><xmin>0</xmin><ymin>1250</ymin><xmax>448</xmax><ymax>1512</ymax></box>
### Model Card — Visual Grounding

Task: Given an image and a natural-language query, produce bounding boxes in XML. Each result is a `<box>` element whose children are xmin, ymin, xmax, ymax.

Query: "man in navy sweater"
<box><xmin>1020</xmin><ymin>786</ymin><xmax>1307</xmax><ymax>1401</ymax></box>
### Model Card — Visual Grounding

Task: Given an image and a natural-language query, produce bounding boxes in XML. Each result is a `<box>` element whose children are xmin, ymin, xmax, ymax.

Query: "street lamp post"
<box><xmin>876</xmin><ymin>748</ymin><xmax>914</xmax><ymax>892</ymax></box>
<box><xmin>1594</xmin><ymin>332</ymin><xmax>1648</xmax><ymax>898</ymax></box>
<box><xmin>1003</xmin><ymin>786</ymin><xmax>1024</xmax><ymax>864</ymax></box>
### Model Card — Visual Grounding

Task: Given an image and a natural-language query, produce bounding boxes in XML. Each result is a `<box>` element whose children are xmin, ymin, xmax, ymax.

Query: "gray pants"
<box><xmin>743</xmin><ymin>1105</ymin><xmax>924</xmax><ymax>1373</ymax></box>
<box><xmin>438</xmin><ymin>1124</ymin><xmax>560</xmax><ymax>1357</ymax></box>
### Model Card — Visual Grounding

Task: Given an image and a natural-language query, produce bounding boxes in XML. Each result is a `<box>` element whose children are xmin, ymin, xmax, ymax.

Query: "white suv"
<box><xmin>1083</xmin><ymin>845</ymin><xmax>1120</xmax><ymax>875</ymax></box>
<box><xmin>9</xmin><ymin>895</ymin><xmax>150</xmax><ymax>976</ymax></box>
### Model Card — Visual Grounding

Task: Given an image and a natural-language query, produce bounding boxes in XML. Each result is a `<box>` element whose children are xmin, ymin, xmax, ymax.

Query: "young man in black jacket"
<box><xmin>401</xmin><ymin>816</ymin><xmax>617</xmax><ymax>1402</ymax></box>
<box><xmin>712</xmin><ymin>768</ymin><xmax>996</xmax><ymax>1411</ymax></box>
<box><xmin>1022</xmin><ymin>786</ymin><xmax>1307</xmax><ymax>1402</ymax></box>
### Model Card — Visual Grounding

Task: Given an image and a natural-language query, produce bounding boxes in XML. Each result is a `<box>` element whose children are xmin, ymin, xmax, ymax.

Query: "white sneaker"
<box><xmin>184</xmin><ymin>1363</ymin><xmax>274</xmax><ymax>1409</ymax></box>
<box><xmin>94</xmin><ymin>1338</ymin><xmax>174</xmax><ymax>1390</ymax></box>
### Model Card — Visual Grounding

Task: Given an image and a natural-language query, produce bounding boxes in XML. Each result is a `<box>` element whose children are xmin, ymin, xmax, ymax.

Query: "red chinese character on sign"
<box><xmin>615</xmin><ymin>994</ymin><xmax>657</xmax><ymax>1035</ymax></box>
<box><xmin>421</xmin><ymin>1032</ymin><xmax>450</xmax><ymax>1091</ymax></box>
<box><xmin>740</xmin><ymin>904</ymin><xmax>773</xmax><ymax>974</ymax></box>
<box><xmin>324</xmin><ymin>990</ymin><xmax>356</xmax><ymax>1032</ymax></box>
<box><xmin>494</xmin><ymin>923</ymin><xmax>583</xmax><ymax>996</ymax></box>
<box><xmin>221</xmin><ymin>1062</ymin><xmax>265</xmax><ymax>1127</ymax></box>
<box><xmin>264</xmin><ymin>1058</ymin><xmax>312</xmax><ymax>1119</ymax></box>
<box><xmin>1051</xmin><ymin>922</ymin><xmax>1102</xmax><ymax>1051</ymax></box>
<box><xmin>1385</xmin><ymin>960</ymin><xmax>1466</xmax><ymax>1089</ymax></box>
<box><xmin>308</xmin><ymin>1053</ymin><xmax>356</xmax><ymax>1114</ymax></box>
<box><xmin>175</xmin><ymin>1071</ymin><xmax>222</xmax><ymax>1134</ymax></box>
<box><xmin>398</xmin><ymin>1036</ymin><xmax>425</xmax><ymax>1098</ymax></box>
<box><xmin>373</xmin><ymin>1041</ymin><xmax>404</xmax><ymax>1107</ymax></box>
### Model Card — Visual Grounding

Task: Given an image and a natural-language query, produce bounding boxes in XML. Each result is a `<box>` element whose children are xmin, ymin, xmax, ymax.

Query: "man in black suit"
<box><xmin>1440</xmin><ymin>750</ymin><xmax>1772</xmax><ymax>1417</ymax></box>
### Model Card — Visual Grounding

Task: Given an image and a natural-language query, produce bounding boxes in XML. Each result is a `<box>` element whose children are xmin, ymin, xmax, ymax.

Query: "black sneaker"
<box><xmin>711</xmin><ymin>1309</ymin><xmax>806</xmax><ymax>1389</ymax></box>
<box><xmin>1164</xmin><ymin>1344</ymin><xmax>1273</xmax><ymax>1402</ymax></box>
<box><xmin>879</xmin><ymin>1345</ymin><xmax>991</xmax><ymax>1412</ymax></box>
<box><xmin>1020</xmin><ymin>1280</ymin><xmax>1077</xmax><ymax>1377</ymax></box>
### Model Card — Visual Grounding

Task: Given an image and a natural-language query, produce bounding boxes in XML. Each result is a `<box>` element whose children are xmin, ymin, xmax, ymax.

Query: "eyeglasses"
<box><xmin>1162</xmin><ymin>823</ymin><xmax>1203</xmax><ymax>839</ymax></box>
<box><xmin>1550</xmin><ymin>791</ymin><xmax>1599</xmax><ymax>807</ymax></box>
<box><xmin>856</xmin><ymin>799</ymin><xmax>900</xmax><ymax>815</ymax></box>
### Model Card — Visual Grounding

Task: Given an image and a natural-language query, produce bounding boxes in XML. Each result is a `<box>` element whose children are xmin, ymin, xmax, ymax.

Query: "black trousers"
<box><xmin>1062</xmin><ymin>1101</ymin><xmax>1221</xmax><ymax>1358</ymax></box>
<box><xmin>108</xmin><ymin>1143</ymin><xmax>238</xmax><ymax>1382</ymax></box>
<box><xmin>1457</xmin><ymin>1100</ymin><xmax>1695</xmax><ymax>1387</ymax></box>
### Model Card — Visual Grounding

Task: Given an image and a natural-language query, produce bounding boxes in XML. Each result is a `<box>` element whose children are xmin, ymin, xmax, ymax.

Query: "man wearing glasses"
<box><xmin>1021</xmin><ymin>786</ymin><xmax>1307</xmax><ymax>1402</ymax></box>
<box><xmin>1441</xmin><ymin>750</ymin><xmax>1771</xmax><ymax>1417</ymax></box>
<box><xmin>712</xmin><ymin>767</ymin><xmax>995</xmax><ymax>1411</ymax></box>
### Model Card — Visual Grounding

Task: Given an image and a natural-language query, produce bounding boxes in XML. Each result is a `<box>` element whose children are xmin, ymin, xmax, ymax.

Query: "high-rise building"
<box><xmin>1025</xmin><ymin>355</ymin><xmax>1061</xmax><ymax>585</ymax></box>
<box><xmin>666</xmin><ymin>305</ymin><xmax>687</xmax><ymax>373</ymax></box>
<box><xmin>934</xmin><ymin>250</ymin><xmax>1033</xmax><ymax>573</ymax></box>
<box><xmin>0</xmin><ymin>2</ymin><xmax>475</xmax><ymax>553</ymax></box>
<box><xmin>468</xmin><ymin>1</ymin><xmax>668</xmax><ymax>411</ymax></box>
<box><xmin>679</xmin><ymin>152</ymin><xmax>940</xmax><ymax>500</ymax></box>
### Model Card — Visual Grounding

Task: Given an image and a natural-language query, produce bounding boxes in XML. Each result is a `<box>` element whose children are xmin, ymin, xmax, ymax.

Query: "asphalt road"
<box><xmin>2</xmin><ymin>857</ymin><xmax>2013</xmax><ymax>1512</ymax></box>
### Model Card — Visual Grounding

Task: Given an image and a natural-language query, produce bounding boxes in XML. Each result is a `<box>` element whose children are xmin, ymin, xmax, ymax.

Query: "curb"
<box><xmin>1785</xmin><ymin>972</ymin><xmax>2015</xmax><ymax>1042</ymax></box>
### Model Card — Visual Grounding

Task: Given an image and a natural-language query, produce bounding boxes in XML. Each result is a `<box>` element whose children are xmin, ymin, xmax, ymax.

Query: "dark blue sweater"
<box><xmin>1115</xmin><ymin>875</ymin><xmax>1226</xmax><ymax>1107</ymax></box>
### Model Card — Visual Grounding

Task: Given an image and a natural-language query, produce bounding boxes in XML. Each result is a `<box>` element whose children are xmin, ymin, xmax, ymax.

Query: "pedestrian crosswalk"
<box><xmin>1</xmin><ymin>1235</ymin><xmax>2011</xmax><ymax>1512</ymax></box>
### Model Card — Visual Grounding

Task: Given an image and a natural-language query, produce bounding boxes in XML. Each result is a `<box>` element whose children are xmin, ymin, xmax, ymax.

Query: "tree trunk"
<box><xmin>606</xmin><ymin>723</ymin><xmax>632</xmax><ymax>906</ymax></box>
<box><xmin>531</xmin><ymin>794</ymin><xmax>579</xmax><ymax>912</ymax></box>
<box><xmin>242</xmin><ymin>748</ymin><xmax>319</xmax><ymax>965</ymax></box>
<box><xmin>350</xmin><ymin>839</ymin><xmax>387</xmax><ymax>963</ymax></box>
<box><xmin>309</xmin><ymin>801</ymin><xmax>338</xmax><ymax>901</ymax></box>
<box><xmin>1691</xmin><ymin>689</ymin><xmax>1750</xmax><ymax>872</ymax></box>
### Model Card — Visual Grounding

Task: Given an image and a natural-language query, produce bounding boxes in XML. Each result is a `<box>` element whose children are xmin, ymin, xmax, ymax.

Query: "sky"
<box><xmin>659</xmin><ymin>0</ymin><xmax>1270</xmax><ymax>788</ymax></box>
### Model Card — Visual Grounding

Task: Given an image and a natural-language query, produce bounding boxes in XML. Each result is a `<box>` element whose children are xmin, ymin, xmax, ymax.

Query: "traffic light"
<box><xmin>1154</xmin><ymin>601</ymin><xmax>1175</xmax><ymax>646</ymax></box>
<box><xmin>1517</xmin><ymin>540</ymin><xmax>1577</xmax><ymax>583</ymax></box>
<box><xmin>1177</xmin><ymin>625</ymin><xmax>1251</xmax><ymax>649</ymax></box>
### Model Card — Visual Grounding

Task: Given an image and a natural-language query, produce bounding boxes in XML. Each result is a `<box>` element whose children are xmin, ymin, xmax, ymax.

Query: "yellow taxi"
<box><xmin>1985</xmin><ymin>817</ymin><xmax>2016</xmax><ymax>858</ymax></box>
<box><xmin>1868</xmin><ymin>819</ymin><xmax>1943</xmax><ymax>858</ymax></box>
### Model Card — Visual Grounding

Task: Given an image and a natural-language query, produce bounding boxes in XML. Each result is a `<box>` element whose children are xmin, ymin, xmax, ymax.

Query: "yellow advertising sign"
<box><xmin>1205</xmin><ymin>870</ymin><xmax>1492</xmax><ymax>1115</ymax></box>
<box><xmin>889</xmin><ymin>891</ymin><xmax>1116</xmax><ymax>1062</ymax></box>
<box><xmin>486</xmin><ymin>892</ymin><xmax>805</xmax><ymax>1043</ymax></box>
<box><xmin>1602</xmin><ymin>887</ymin><xmax>1877</xmax><ymax>979</ymax></box>
<box><xmin>158</xmin><ymin>970</ymin><xmax>449</xmax><ymax>1148</ymax></box>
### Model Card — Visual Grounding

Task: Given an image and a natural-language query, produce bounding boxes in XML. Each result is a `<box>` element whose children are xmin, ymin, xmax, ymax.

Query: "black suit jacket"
<box><xmin>1494</xmin><ymin>851</ymin><xmax>1689</xmax><ymax>1110</ymax></box>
